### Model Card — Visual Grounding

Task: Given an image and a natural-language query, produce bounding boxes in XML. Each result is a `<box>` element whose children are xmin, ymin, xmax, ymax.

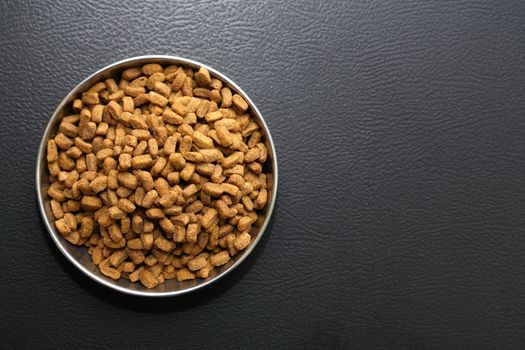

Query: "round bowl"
<box><xmin>36</xmin><ymin>55</ymin><xmax>278</xmax><ymax>297</ymax></box>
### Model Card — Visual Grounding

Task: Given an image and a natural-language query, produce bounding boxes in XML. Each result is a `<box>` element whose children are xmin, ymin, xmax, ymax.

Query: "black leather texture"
<box><xmin>2</xmin><ymin>1</ymin><xmax>525</xmax><ymax>349</ymax></box>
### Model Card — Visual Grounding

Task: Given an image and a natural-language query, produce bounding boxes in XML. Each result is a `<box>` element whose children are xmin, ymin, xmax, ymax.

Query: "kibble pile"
<box><xmin>46</xmin><ymin>63</ymin><xmax>270</xmax><ymax>288</ymax></box>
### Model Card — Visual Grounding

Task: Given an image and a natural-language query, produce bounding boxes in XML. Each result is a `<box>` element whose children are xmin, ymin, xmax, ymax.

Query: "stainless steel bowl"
<box><xmin>36</xmin><ymin>55</ymin><xmax>278</xmax><ymax>297</ymax></box>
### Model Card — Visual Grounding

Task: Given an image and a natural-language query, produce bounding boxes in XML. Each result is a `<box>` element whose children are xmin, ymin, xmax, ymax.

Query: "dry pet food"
<box><xmin>46</xmin><ymin>63</ymin><xmax>270</xmax><ymax>288</ymax></box>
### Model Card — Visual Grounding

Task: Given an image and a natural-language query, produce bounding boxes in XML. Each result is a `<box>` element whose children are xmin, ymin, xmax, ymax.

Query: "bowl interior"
<box><xmin>37</xmin><ymin>56</ymin><xmax>277</xmax><ymax>296</ymax></box>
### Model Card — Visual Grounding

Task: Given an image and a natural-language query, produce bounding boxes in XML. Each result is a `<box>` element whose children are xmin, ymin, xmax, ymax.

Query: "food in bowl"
<box><xmin>45</xmin><ymin>62</ymin><xmax>270</xmax><ymax>289</ymax></box>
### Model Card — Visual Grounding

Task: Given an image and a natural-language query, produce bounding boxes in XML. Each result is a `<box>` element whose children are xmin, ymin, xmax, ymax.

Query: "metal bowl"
<box><xmin>36</xmin><ymin>55</ymin><xmax>278</xmax><ymax>297</ymax></box>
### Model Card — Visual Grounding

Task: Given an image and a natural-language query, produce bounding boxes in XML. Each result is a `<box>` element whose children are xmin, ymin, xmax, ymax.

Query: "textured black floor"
<box><xmin>1</xmin><ymin>1</ymin><xmax>525</xmax><ymax>349</ymax></box>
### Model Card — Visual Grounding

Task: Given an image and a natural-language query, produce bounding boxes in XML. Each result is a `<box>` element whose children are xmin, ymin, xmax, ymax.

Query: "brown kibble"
<box><xmin>193</xmin><ymin>131</ymin><xmax>214</xmax><ymax>149</ymax></box>
<box><xmin>202</xmin><ymin>182</ymin><xmax>224</xmax><ymax>197</ymax></box>
<box><xmin>108</xmin><ymin>89</ymin><xmax>124</xmax><ymax>101</ymax></box>
<box><xmin>144</xmin><ymin>255</ymin><xmax>158</xmax><ymax>267</ymax></box>
<box><xmin>135</xmin><ymin>172</ymin><xmax>153</xmax><ymax>192</ymax></box>
<box><xmin>142</xmin><ymin>63</ymin><xmax>163</xmax><ymax>76</ymax></box>
<box><xmin>210</xmin><ymin>251</ymin><xmax>230</xmax><ymax>266</ymax></box>
<box><xmin>195</xmin><ymin>163</ymin><xmax>215</xmax><ymax>176</ymax></box>
<box><xmin>117</xmin><ymin>172</ymin><xmax>137</xmax><ymax>189</ymax></box>
<box><xmin>120</xmin><ymin>262</ymin><xmax>135</xmax><ymax>273</ymax></box>
<box><xmin>221</xmin><ymin>152</ymin><xmax>244</xmax><ymax>168</ymax></box>
<box><xmin>59</xmin><ymin>121</ymin><xmax>78</xmax><ymax>138</ymax></box>
<box><xmin>131</xmin><ymin>154</ymin><xmax>153</xmax><ymax>169</ymax></box>
<box><xmin>122</xmin><ymin>67</ymin><xmax>142</xmax><ymax>80</ymax></box>
<box><xmin>209</xmin><ymin>89</ymin><xmax>221</xmax><ymax>104</ymax></box>
<box><xmin>154</xmin><ymin>236</ymin><xmax>175</xmax><ymax>252</ymax></box>
<box><xmin>129</xmin><ymin>114</ymin><xmax>148</xmax><ymax>130</ymax></box>
<box><xmin>150</xmin><ymin>157</ymin><xmax>167</xmax><ymax>176</ymax></box>
<box><xmin>89</xmin><ymin>175</ymin><xmax>108</xmax><ymax>193</ymax></box>
<box><xmin>147</xmin><ymin>138</ymin><xmax>158</xmax><ymax>156</ymax></box>
<box><xmin>193</xmin><ymin>87</ymin><xmax>210</xmax><ymax>98</ymax></box>
<box><xmin>95</xmin><ymin>148</ymin><xmax>113</xmax><ymax>162</ymax></box>
<box><xmin>169</xmin><ymin>153</ymin><xmax>186</xmax><ymax>170</ymax></box>
<box><xmin>154</xmin><ymin>178</ymin><xmax>170</xmax><ymax>196</ymax></box>
<box><xmin>173</xmin><ymin>225</ymin><xmax>186</xmax><ymax>243</ymax></box>
<box><xmin>195</xmin><ymin>67</ymin><xmax>212</xmax><ymax>86</ymax></box>
<box><xmin>141</xmin><ymin>232</ymin><xmax>154</xmax><ymax>250</ymax></box>
<box><xmin>204</xmin><ymin>110</ymin><xmax>222</xmax><ymax>123</ymax></box>
<box><xmin>118</xmin><ymin>153</ymin><xmax>132</xmax><ymax>171</ymax></box>
<box><xmin>182</xmin><ymin>77</ymin><xmax>193</xmax><ymax>96</ymax></box>
<box><xmin>221</xmin><ymin>183</ymin><xmax>239</xmax><ymax>196</ymax></box>
<box><xmin>215</xmin><ymin>118</ymin><xmax>240</xmax><ymax>131</ymax></box>
<box><xmin>108</xmin><ymin>206</ymin><xmax>126</xmax><ymax>220</ymax></box>
<box><xmin>200</xmin><ymin>149</ymin><xmax>223</xmax><ymax>163</ymax></box>
<box><xmin>81</xmin><ymin>196</ymin><xmax>102</xmax><ymax>211</ymax></box>
<box><xmin>188</xmin><ymin>256</ymin><xmax>207</xmax><ymax>271</ymax></box>
<box><xmin>91</xmin><ymin>246</ymin><xmax>103</xmax><ymax>265</ymax></box>
<box><xmin>128</xmin><ymin>267</ymin><xmax>143</xmax><ymax>282</ymax></box>
<box><xmin>79</xmin><ymin>122</ymin><xmax>97</xmax><ymax>141</ymax></box>
<box><xmin>245</xmin><ymin>147</ymin><xmax>261</xmax><ymax>163</ymax></box>
<box><xmin>162</xmin><ymin>136</ymin><xmax>177</xmax><ymax>155</ymax></box>
<box><xmin>50</xmin><ymin>200</ymin><xmax>64</xmax><ymax>219</ymax></box>
<box><xmin>154</xmin><ymin>185</ymin><xmax>173</xmax><ymax>204</ymax></box>
<box><xmin>171</xmin><ymin>71</ymin><xmax>186</xmax><ymax>91</ymax></box>
<box><xmin>232</xmin><ymin>94</ymin><xmax>248</xmax><ymax>112</ymax></box>
<box><xmin>127</xmin><ymin>238</ymin><xmax>143</xmax><ymax>250</ymax></box>
<box><xmin>186</xmin><ymin>200</ymin><xmax>204</xmax><ymax>214</ymax></box>
<box><xmin>216</xmin><ymin>199</ymin><xmax>237</xmax><ymax>219</ymax></box>
<box><xmin>178</xmin><ymin>135</ymin><xmax>192</xmax><ymax>155</ymax></box>
<box><xmin>72</xmin><ymin>99</ymin><xmax>83</xmax><ymax>111</ymax></box>
<box><xmin>79</xmin><ymin>217</ymin><xmax>95</xmax><ymax>238</ymax></box>
<box><xmin>216</xmin><ymin>125</ymin><xmax>233</xmax><ymax>147</ymax></box>
<box><xmin>55</xmin><ymin>133</ymin><xmax>74</xmax><ymax>150</ymax></box>
<box><xmin>200</xmin><ymin>208</ymin><xmax>218</xmax><ymax>229</ymax></box>
<box><xmin>148</xmin><ymin>91</ymin><xmax>169</xmax><ymax>106</ymax></box>
<box><xmin>146</xmin><ymin>208</ymin><xmax>164</xmax><ymax>219</ymax></box>
<box><xmin>118</xmin><ymin>198</ymin><xmax>136</xmax><ymax>213</ymax></box>
<box><xmin>185</xmin><ymin>223</ymin><xmax>200</xmax><ymax>243</ymax></box>
<box><xmin>180</xmin><ymin>162</ymin><xmax>195</xmax><ymax>182</ymax></box>
<box><xmin>109</xmin><ymin>250</ymin><xmax>127</xmax><ymax>267</ymax></box>
<box><xmin>234</xmin><ymin>232</ymin><xmax>251</xmax><ymax>250</ymax></box>
<box><xmin>47</xmin><ymin>140</ymin><xmax>59</xmax><ymax>162</ymax></box>
<box><xmin>184</xmin><ymin>152</ymin><xmax>204</xmax><ymax>163</ymax></box>
<box><xmin>127</xmin><ymin>248</ymin><xmax>145</xmax><ymax>264</ymax></box>
<box><xmin>107</xmin><ymin>100</ymin><xmax>122</xmax><ymax>119</ymax></box>
<box><xmin>196</xmin><ymin>99</ymin><xmax>210</xmax><ymax>118</ymax></box>
<box><xmin>172</xmin><ymin>213</ymin><xmax>190</xmax><ymax>226</ymax></box>
<box><xmin>237</xmin><ymin>216</ymin><xmax>253</xmax><ymax>232</ymax></box>
<box><xmin>82</xmin><ymin>92</ymin><xmax>99</xmax><ymax>105</ymax></box>
<box><xmin>162</xmin><ymin>109</ymin><xmax>184</xmax><ymax>125</ymax></box>
<box><xmin>255</xmin><ymin>188</ymin><xmax>268</xmax><ymax>209</ymax></box>
<box><xmin>141</xmin><ymin>189</ymin><xmax>159</xmax><ymax>209</ymax></box>
<box><xmin>182</xmin><ymin>184</ymin><xmax>198</xmax><ymax>198</ymax></box>
<box><xmin>153</xmin><ymin>81</ymin><xmax>171</xmax><ymax>98</ymax></box>
<box><xmin>55</xmin><ymin>218</ymin><xmax>71</xmax><ymax>235</ymax></box>
<box><xmin>220</xmin><ymin>87</ymin><xmax>232</xmax><ymax>107</ymax></box>
<box><xmin>209</xmin><ymin>78</ymin><xmax>223</xmax><ymax>90</ymax></box>
<box><xmin>176</xmin><ymin>268</ymin><xmax>195</xmax><ymax>282</ymax></box>
<box><xmin>178</xmin><ymin>123</ymin><xmax>193</xmax><ymax>136</ymax></box>
<box><xmin>99</xmin><ymin>258</ymin><xmax>121</xmax><ymax>280</ymax></box>
<box><xmin>45</xmin><ymin>62</ymin><xmax>271</xmax><ymax>288</ymax></box>
<box><xmin>139</xmin><ymin>269</ymin><xmax>159</xmax><ymax>289</ymax></box>
<box><xmin>133</xmin><ymin>141</ymin><xmax>148</xmax><ymax>156</ymax></box>
<box><xmin>124</xmin><ymin>85</ymin><xmax>146</xmax><ymax>97</ymax></box>
<box><xmin>146</xmin><ymin>72</ymin><xmax>166</xmax><ymax>90</ymax></box>
<box><xmin>158</xmin><ymin>217</ymin><xmax>175</xmax><ymax>235</ymax></box>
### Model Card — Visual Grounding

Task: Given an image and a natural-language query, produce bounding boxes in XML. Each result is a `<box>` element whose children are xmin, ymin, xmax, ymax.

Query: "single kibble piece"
<box><xmin>210</xmin><ymin>251</ymin><xmax>230</xmax><ymax>266</ymax></box>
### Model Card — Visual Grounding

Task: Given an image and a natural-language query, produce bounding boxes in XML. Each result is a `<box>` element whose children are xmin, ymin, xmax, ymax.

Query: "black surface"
<box><xmin>1</xmin><ymin>0</ymin><xmax>525</xmax><ymax>349</ymax></box>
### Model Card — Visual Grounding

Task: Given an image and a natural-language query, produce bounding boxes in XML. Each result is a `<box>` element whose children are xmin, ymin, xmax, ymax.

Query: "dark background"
<box><xmin>1</xmin><ymin>0</ymin><xmax>525</xmax><ymax>349</ymax></box>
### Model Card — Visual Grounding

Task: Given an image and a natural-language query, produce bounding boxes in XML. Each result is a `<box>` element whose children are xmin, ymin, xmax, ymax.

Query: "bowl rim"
<box><xmin>35</xmin><ymin>55</ymin><xmax>278</xmax><ymax>297</ymax></box>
